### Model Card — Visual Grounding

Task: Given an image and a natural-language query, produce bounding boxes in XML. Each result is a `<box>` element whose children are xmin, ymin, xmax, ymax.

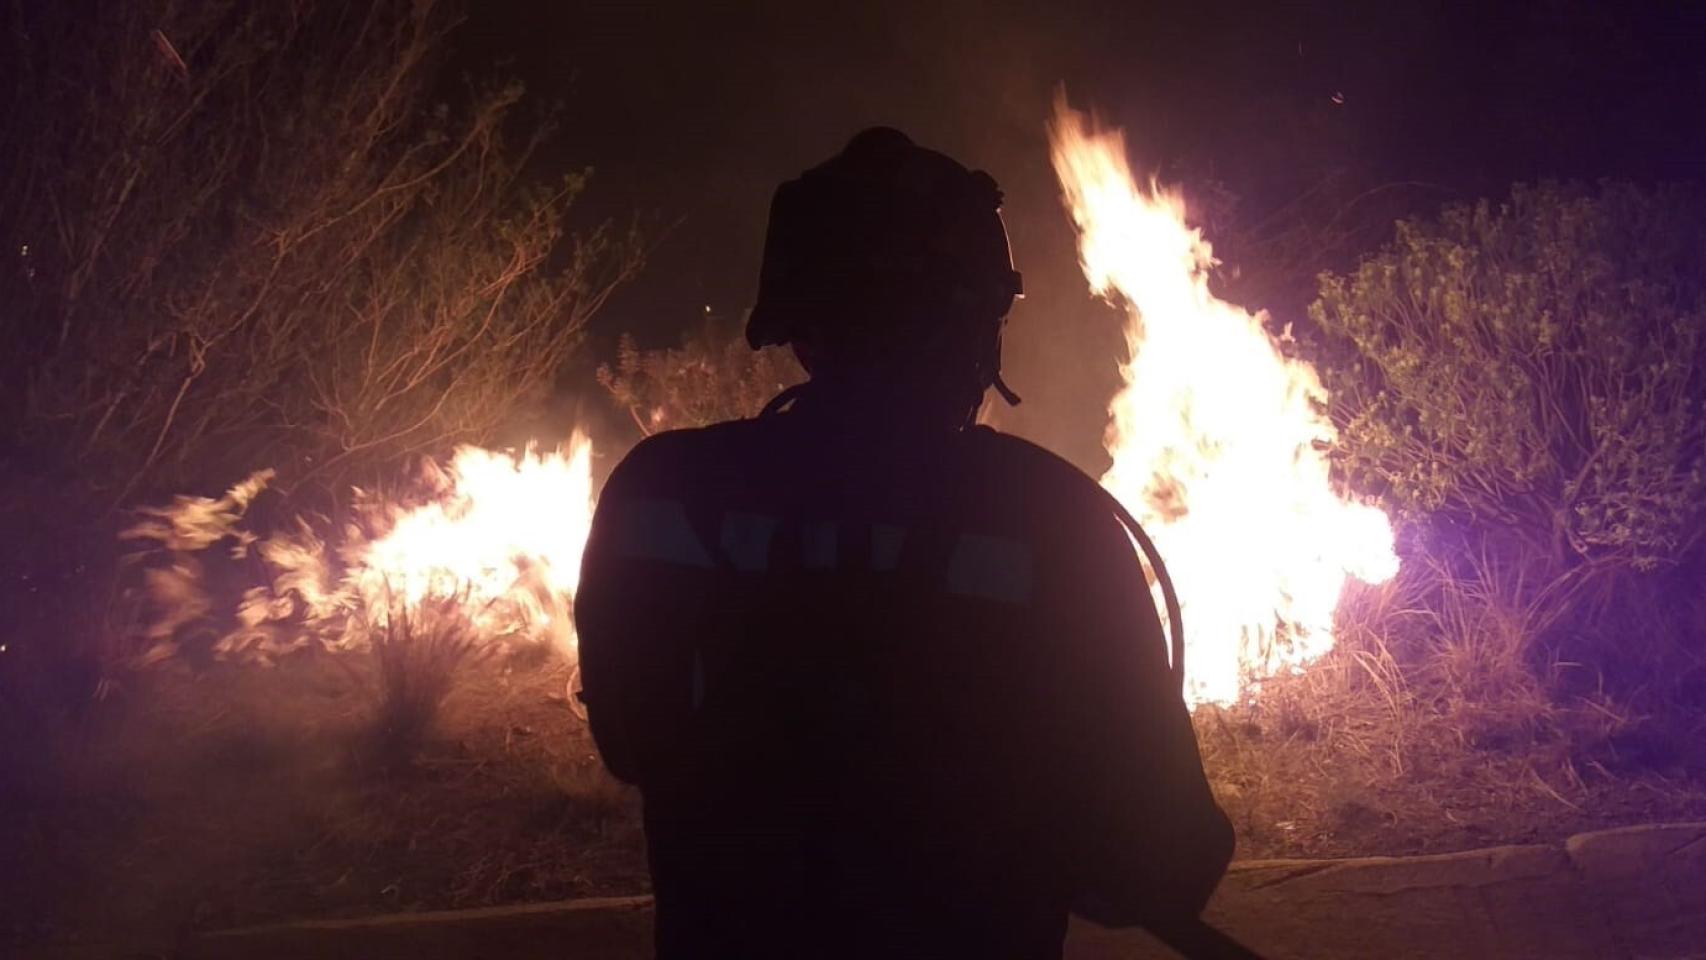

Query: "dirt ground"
<box><xmin>12</xmin><ymin>652</ymin><xmax>645</xmax><ymax>948</ymax></box>
<box><xmin>12</xmin><ymin>648</ymin><xmax>1706</xmax><ymax>951</ymax></box>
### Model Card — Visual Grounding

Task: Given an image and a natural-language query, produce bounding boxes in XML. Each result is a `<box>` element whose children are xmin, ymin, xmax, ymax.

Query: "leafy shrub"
<box><xmin>1312</xmin><ymin>182</ymin><xmax>1706</xmax><ymax>688</ymax></box>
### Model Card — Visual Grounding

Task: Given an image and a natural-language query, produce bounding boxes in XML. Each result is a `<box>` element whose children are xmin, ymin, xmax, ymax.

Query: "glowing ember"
<box><xmin>1048</xmin><ymin>98</ymin><xmax>1398</xmax><ymax>705</ymax></box>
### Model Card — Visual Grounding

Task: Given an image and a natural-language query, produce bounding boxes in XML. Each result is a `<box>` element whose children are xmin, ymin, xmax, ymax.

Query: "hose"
<box><xmin>1101</xmin><ymin>490</ymin><xmax>1186</xmax><ymax>694</ymax></box>
<box><xmin>1101</xmin><ymin>491</ymin><xmax>1273</xmax><ymax>960</ymax></box>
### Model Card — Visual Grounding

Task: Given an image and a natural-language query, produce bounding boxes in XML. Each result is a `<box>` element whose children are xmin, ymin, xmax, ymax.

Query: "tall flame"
<box><xmin>1048</xmin><ymin>99</ymin><xmax>1397</xmax><ymax>705</ymax></box>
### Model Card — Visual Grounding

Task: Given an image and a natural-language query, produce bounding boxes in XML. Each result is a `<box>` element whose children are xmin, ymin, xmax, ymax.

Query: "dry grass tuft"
<box><xmin>1199</xmin><ymin>558</ymin><xmax>1706</xmax><ymax>859</ymax></box>
<box><xmin>19</xmin><ymin>651</ymin><xmax>644</xmax><ymax>948</ymax></box>
<box><xmin>370</xmin><ymin>593</ymin><xmax>488</xmax><ymax>764</ymax></box>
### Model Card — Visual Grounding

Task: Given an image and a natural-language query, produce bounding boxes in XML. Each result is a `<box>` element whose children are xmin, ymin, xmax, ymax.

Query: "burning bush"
<box><xmin>1048</xmin><ymin>108</ymin><xmax>1704</xmax><ymax>839</ymax></box>
<box><xmin>0</xmin><ymin>0</ymin><xmax>641</xmax><ymax>744</ymax></box>
<box><xmin>119</xmin><ymin>436</ymin><xmax>598</xmax><ymax>753</ymax></box>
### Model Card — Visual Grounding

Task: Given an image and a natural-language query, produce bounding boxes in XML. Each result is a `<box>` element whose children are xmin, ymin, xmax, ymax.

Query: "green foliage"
<box><xmin>597</xmin><ymin>318</ymin><xmax>806</xmax><ymax>435</ymax></box>
<box><xmin>1312</xmin><ymin>182</ymin><xmax>1706</xmax><ymax>574</ymax></box>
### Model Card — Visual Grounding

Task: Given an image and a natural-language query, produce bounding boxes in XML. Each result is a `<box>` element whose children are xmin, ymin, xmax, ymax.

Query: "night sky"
<box><xmin>460</xmin><ymin>0</ymin><xmax>1706</xmax><ymax>470</ymax></box>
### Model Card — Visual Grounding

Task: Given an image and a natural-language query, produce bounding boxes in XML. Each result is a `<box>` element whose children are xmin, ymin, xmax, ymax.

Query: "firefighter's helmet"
<box><xmin>746</xmin><ymin>127</ymin><xmax>1023</xmax><ymax>405</ymax></box>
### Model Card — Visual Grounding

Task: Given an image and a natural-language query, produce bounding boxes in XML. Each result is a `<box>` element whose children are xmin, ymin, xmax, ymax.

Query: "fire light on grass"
<box><xmin>1048</xmin><ymin>98</ymin><xmax>1398</xmax><ymax>705</ymax></box>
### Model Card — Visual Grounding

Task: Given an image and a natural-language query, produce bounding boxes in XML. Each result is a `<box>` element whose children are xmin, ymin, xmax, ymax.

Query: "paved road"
<box><xmin>136</xmin><ymin>822</ymin><xmax>1706</xmax><ymax>959</ymax></box>
<box><xmin>1069</xmin><ymin>823</ymin><xmax>1706</xmax><ymax>959</ymax></box>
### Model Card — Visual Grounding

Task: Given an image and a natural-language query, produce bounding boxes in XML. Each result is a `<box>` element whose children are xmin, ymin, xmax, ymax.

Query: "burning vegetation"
<box><xmin>1049</xmin><ymin>100</ymin><xmax>1399</xmax><ymax>705</ymax></box>
<box><xmin>4</xmin><ymin>5</ymin><xmax>1706</xmax><ymax>951</ymax></box>
<box><xmin>126</xmin><ymin>104</ymin><xmax>1407</xmax><ymax>725</ymax></box>
<box><xmin>121</xmin><ymin>436</ymin><xmax>598</xmax><ymax>744</ymax></box>
<box><xmin>101</xmin><ymin>106</ymin><xmax>1706</xmax><ymax>874</ymax></box>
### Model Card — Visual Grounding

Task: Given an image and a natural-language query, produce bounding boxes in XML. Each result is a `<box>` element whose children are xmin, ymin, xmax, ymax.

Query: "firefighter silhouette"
<box><xmin>576</xmin><ymin>128</ymin><xmax>1234</xmax><ymax>960</ymax></box>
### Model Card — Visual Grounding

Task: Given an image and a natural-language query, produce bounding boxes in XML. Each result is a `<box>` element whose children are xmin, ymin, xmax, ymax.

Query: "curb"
<box><xmin>1567</xmin><ymin>823</ymin><xmax>1706</xmax><ymax>960</ymax></box>
<box><xmin>189</xmin><ymin>896</ymin><xmax>653</xmax><ymax>960</ymax></box>
<box><xmin>176</xmin><ymin>822</ymin><xmax>1706</xmax><ymax>960</ymax></box>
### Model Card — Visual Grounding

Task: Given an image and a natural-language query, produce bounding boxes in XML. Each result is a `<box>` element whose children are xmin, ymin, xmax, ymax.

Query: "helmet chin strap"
<box><xmin>992</xmin><ymin>373</ymin><xmax>1022</xmax><ymax>407</ymax></box>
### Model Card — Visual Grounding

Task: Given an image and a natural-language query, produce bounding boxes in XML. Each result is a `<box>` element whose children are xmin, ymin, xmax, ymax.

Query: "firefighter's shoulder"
<box><xmin>599</xmin><ymin>420</ymin><xmax>762</xmax><ymax>500</ymax></box>
<box><xmin>962</xmin><ymin>427</ymin><xmax>1129</xmax><ymax>544</ymax></box>
<box><xmin>962</xmin><ymin>426</ymin><xmax>1108</xmax><ymax>504</ymax></box>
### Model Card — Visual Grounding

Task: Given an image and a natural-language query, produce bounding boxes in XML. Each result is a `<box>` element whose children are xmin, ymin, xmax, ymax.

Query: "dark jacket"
<box><xmin>576</xmin><ymin>410</ymin><xmax>1232</xmax><ymax>959</ymax></box>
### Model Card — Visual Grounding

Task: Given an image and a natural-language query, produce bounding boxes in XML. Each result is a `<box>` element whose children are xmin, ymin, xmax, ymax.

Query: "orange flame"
<box><xmin>218</xmin><ymin>434</ymin><xmax>597</xmax><ymax>663</ymax></box>
<box><xmin>353</xmin><ymin>435</ymin><xmax>596</xmax><ymax>655</ymax></box>
<box><xmin>1048</xmin><ymin>98</ymin><xmax>1397</xmax><ymax>705</ymax></box>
